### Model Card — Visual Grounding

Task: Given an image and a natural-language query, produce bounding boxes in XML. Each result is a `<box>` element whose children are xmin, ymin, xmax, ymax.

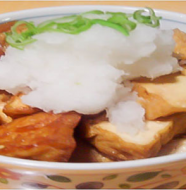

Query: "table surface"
<box><xmin>0</xmin><ymin>1</ymin><xmax>185</xmax><ymax>14</ymax></box>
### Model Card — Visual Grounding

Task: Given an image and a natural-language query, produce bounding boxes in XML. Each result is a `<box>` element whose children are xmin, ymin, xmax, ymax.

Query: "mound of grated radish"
<box><xmin>0</xmin><ymin>24</ymin><xmax>180</xmax><ymax>135</ymax></box>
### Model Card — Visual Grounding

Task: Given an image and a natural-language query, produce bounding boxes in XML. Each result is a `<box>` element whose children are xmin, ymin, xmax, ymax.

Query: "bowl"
<box><xmin>0</xmin><ymin>5</ymin><xmax>186</xmax><ymax>189</ymax></box>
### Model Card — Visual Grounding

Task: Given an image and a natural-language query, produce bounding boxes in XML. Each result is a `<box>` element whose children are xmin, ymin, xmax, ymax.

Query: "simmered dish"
<box><xmin>0</xmin><ymin>8</ymin><xmax>186</xmax><ymax>162</ymax></box>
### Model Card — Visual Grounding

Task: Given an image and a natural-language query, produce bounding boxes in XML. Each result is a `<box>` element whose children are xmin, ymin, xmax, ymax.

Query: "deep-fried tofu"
<box><xmin>0</xmin><ymin>111</ymin><xmax>81</xmax><ymax>162</ymax></box>
<box><xmin>0</xmin><ymin>33</ymin><xmax>6</xmax><ymax>56</ymax></box>
<box><xmin>0</xmin><ymin>47</ymin><xmax>4</xmax><ymax>57</ymax></box>
<box><xmin>0</xmin><ymin>21</ymin><xmax>16</xmax><ymax>55</ymax></box>
<box><xmin>4</xmin><ymin>94</ymin><xmax>40</xmax><ymax>118</ymax></box>
<box><xmin>0</xmin><ymin>91</ymin><xmax>12</xmax><ymax>124</ymax></box>
<box><xmin>80</xmin><ymin>112</ymin><xmax>186</xmax><ymax>161</ymax></box>
<box><xmin>0</xmin><ymin>92</ymin><xmax>39</xmax><ymax>124</ymax></box>
<box><xmin>0</xmin><ymin>21</ymin><xmax>16</xmax><ymax>33</ymax></box>
<box><xmin>133</xmin><ymin>70</ymin><xmax>186</xmax><ymax>120</ymax></box>
<box><xmin>0</xmin><ymin>104</ymin><xmax>12</xmax><ymax>124</ymax></box>
<box><xmin>158</xmin><ymin>136</ymin><xmax>186</xmax><ymax>156</ymax></box>
<box><xmin>69</xmin><ymin>137</ymin><xmax>112</xmax><ymax>163</ymax></box>
<box><xmin>173</xmin><ymin>29</ymin><xmax>186</xmax><ymax>60</ymax></box>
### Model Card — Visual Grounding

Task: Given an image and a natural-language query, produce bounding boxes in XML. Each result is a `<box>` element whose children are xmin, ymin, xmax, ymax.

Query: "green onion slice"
<box><xmin>5</xmin><ymin>21</ymin><xmax>37</xmax><ymax>49</ymax></box>
<box><xmin>133</xmin><ymin>7</ymin><xmax>162</xmax><ymax>27</ymax></box>
<box><xmin>92</xmin><ymin>19</ymin><xmax>129</xmax><ymax>36</ymax></box>
<box><xmin>4</xmin><ymin>8</ymin><xmax>162</xmax><ymax>49</ymax></box>
<box><xmin>108</xmin><ymin>15</ymin><xmax>136</xmax><ymax>31</ymax></box>
<box><xmin>81</xmin><ymin>10</ymin><xmax>104</xmax><ymax>15</ymax></box>
<box><xmin>55</xmin><ymin>17</ymin><xmax>93</xmax><ymax>34</ymax></box>
<box><xmin>6</xmin><ymin>34</ymin><xmax>37</xmax><ymax>50</ymax></box>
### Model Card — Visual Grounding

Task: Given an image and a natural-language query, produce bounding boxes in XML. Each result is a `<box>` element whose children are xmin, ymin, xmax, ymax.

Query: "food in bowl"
<box><xmin>0</xmin><ymin>7</ymin><xmax>185</xmax><ymax>162</ymax></box>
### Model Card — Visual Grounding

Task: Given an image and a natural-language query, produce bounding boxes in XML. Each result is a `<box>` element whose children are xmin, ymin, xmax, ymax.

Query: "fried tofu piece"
<box><xmin>4</xmin><ymin>94</ymin><xmax>40</xmax><ymax>118</ymax></box>
<box><xmin>173</xmin><ymin>29</ymin><xmax>186</xmax><ymax>60</ymax></box>
<box><xmin>0</xmin><ymin>21</ymin><xmax>16</xmax><ymax>55</ymax></box>
<box><xmin>0</xmin><ymin>46</ymin><xmax>4</xmax><ymax>57</ymax></box>
<box><xmin>0</xmin><ymin>111</ymin><xmax>81</xmax><ymax>162</ymax></box>
<box><xmin>0</xmin><ymin>91</ymin><xmax>12</xmax><ymax>124</ymax></box>
<box><xmin>0</xmin><ymin>21</ymin><xmax>16</xmax><ymax>33</ymax></box>
<box><xmin>0</xmin><ymin>92</ymin><xmax>39</xmax><ymax>123</ymax></box>
<box><xmin>0</xmin><ymin>33</ymin><xmax>6</xmax><ymax>56</ymax></box>
<box><xmin>80</xmin><ymin>112</ymin><xmax>186</xmax><ymax>161</ymax></box>
<box><xmin>158</xmin><ymin>136</ymin><xmax>186</xmax><ymax>156</ymax></box>
<box><xmin>0</xmin><ymin>104</ymin><xmax>12</xmax><ymax>124</ymax></box>
<box><xmin>0</xmin><ymin>90</ymin><xmax>11</xmax><ymax>102</ymax></box>
<box><xmin>181</xmin><ymin>65</ymin><xmax>186</xmax><ymax>75</ymax></box>
<box><xmin>133</xmin><ymin>71</ymin><xmax>186</xmax><ymax>120</ymax></box>
<box><xmin>69</xmin><ymin>137</ymin><xmax>112</xmax><ymax>163</ymax></box>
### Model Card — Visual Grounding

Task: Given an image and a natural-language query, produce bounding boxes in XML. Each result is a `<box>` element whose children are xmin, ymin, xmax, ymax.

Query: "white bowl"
<box><xmin>0</xmin><ymin>5</ymin><xmax>186</xmax><ymax>189</ymax></box>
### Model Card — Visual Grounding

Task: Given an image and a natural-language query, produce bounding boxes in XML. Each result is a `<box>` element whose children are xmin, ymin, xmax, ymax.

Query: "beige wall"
<box><xmin>0</xmin><ymin>1</ymin><xmax>185</xmax><ymax>14</ymax></box>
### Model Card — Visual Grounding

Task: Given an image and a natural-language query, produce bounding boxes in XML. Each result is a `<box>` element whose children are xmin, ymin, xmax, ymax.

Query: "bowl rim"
<box><xmin>1</xmin><ymin>152</ymin><xmax>186</xmax><ymax>171</ymax></box>
<box><xmin>0</xmin><ymin>5</ymin><xmax>186</xmax><ymax>171</ymax></box>
<box><xmin>0</xmin><ymin>4</ymin><xmax>186</xmax><ymax>23</ymax></box>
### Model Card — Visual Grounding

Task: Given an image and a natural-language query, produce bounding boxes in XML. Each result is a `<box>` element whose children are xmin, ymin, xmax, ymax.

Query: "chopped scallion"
<box><xmin>4</xmin><ymin>8</ymin><xmax>162</xmax><ymax>49</ymax></box>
